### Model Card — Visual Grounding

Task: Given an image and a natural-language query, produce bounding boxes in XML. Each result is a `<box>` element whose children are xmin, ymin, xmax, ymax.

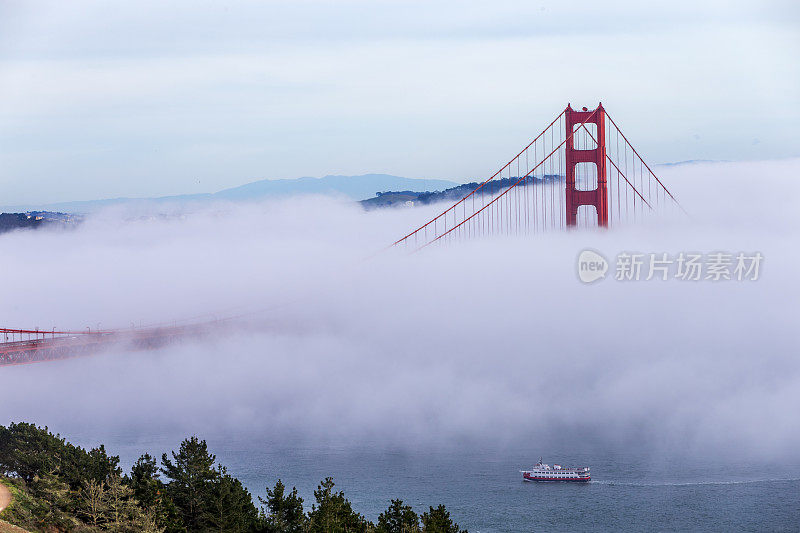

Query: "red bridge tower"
<box><xmin>565</xmin><ymin>103</ymin><xmax>608</xmax><ymax>227</ymax></box>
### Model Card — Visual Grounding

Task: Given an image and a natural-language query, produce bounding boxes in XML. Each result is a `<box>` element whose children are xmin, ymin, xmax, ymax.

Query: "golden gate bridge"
<box><xmin>1</xmin><ymin>103</ymin><xmax>682</xmax><ymax>367</ymax></box>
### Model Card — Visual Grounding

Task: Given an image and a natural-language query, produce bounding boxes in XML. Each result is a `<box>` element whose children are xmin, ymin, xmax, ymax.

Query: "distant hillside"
<box><xmin>0</xmin><ymin>212</ymin><xmax>81</xmax><ymax>235</ymax></box>
<box><xmin>0</xmin><ymin>214</ymin><xmax>42</xmax><ymax>234</ymax></box>
<box><xmin>657</xmin><ymin>159</ymin><xmax>724</xmax><ymax>167</ymax></box>
<box><xmin>215</xmin><ymin>174</ymin><xmax>456</xmax><ymax>201</ymax></box>
<box><xmin>1</xmin><ymin>174</ymin><xmax>457</xmax><ymax>214</ymax></box>
<box><xmin>361</xmin><ymin>175</ymin><xmax>563</xmax><ymax>209</ymax></box>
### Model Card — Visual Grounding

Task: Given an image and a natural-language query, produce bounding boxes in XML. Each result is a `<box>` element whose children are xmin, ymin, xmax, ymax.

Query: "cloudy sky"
<box><xmin>0</xmin><ymin>0</ymin><xmax>798</xmax><ymax>205</ymax></box>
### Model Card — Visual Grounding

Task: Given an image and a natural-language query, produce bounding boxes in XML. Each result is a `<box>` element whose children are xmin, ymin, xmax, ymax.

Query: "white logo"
<box><xmin>577</xmin><ymin>249</ymin><xmax>608</xmax><ymax>283</ymax></box>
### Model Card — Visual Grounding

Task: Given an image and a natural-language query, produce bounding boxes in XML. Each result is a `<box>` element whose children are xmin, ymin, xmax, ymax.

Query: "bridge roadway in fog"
<box><xmin>0</xmin><ymin>323</ymin><xmax>214</xmax><ymax>367</ymax></box>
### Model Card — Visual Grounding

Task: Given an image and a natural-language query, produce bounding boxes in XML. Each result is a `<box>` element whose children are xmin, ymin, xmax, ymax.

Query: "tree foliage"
<box><xmin>259</xmin><ymin>479</ymin><xmax>306</xmax><ymax>533</ymax></box>
<box><xmin>1</xmin><ymin>423</ymin><xmax>467</xmax><ymax>533</ymax></box>
<box><xmin>159</xmin><ymin>436</ymin><xmax>261</xmax><ymax>532</ymax></box>
<box><xmin>0</xmin><ymin>422</ymin><xmax>120</xmax><ymax>488</ymax></box>
<box><xmin>377</xmin><ymin>499</ymin><xmax>420</xmax><ymax>533</ymax></box>
<box><xmin>131</xmin><ymin>453</ymin><xmax>162</xmax><ymax>509</ymax></box>
<box><xmin>420</xmin><ymin>505</ymin><xmax>466</xmax><ymax>533</ymax></box>
<box><xmin>160</xmin><ymin>436</ymin><xmax>219</xmax><ymax>530</ymax></box>
<box><xmin>204</xmin><ymin>465</ymin><xmax>259</xmax><ymax>532</ymax></box>
<box><xmin>307</xmin><ymin>477</ymin><xmax>371</xmax><ymax>533</ymax></box>
<box><xmin>79</xmin><ymin>477</ymin><xmax>107</xmax><ymax>527</ymax></box>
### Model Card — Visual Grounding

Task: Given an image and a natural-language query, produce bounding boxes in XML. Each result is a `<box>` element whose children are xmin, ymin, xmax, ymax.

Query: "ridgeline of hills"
<box><xmin>0</xmin><ymin>174</ymin><xmax>456</xmax><ymax>234</ymax></box>
<box><xmin>0</xmin><ymin>174</ymin><xmax>457</xmax><ymax>215</ymax></box>
<box><xmin>0</xmin><ymin>159</ymin><xmax>716</xmax><ymax>228</ymax></box>
<box><xmin>360</xmin><ymin>174</ymin><xmax>563</xmax><ymax>209</ymax></box>
<box><xmin>0</xmin><ymin>172</ymin><xmax>561</xmax><ymax>234</ymax></box>
<box><xmin>0</xmin><ymin>212</ymin><xmax>81</xmax><ymax>235</ymax></box>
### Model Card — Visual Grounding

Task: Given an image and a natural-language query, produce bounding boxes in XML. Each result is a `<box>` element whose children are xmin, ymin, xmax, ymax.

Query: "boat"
<box><xmin>520</xmin><ymin>458</ymin><xmax>590</xmax><ymax>482</ymax></box>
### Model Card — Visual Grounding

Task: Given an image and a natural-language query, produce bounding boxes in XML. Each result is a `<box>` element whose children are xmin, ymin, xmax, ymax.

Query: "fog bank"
<box><xmin>1</xmin><ymin>159</ymin><xmax>798</xmax><ymax>462</ymax></box>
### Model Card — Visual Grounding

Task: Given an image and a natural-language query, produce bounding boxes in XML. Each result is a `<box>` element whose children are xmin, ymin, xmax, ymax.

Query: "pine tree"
<box><xmin>307</xmin><ymin>478</ymin><xmax>372</xmax><ymax>533</ymax></box>
<box><xmin>104</xmin><ymin>472</ymin><xmax>151</xmax><ymax>531</ymax></box>
<box><xmin>258</xmin><ymin>479</ymin><xmax>306</xmax><ymax>533</ymax></box>
<box><xmin>28</xmin><ymin>469</ymin><xmax>73</xmax><ymax>530</ymax></box>
<box><xmin>130</xmin><ymin>453</ymin><xmax>182</xmax><ymax>532</ymax></box>
<box><xmin>0</xmin><ymin>423</ymin><xmax>66</xmax><ymax>483</ymax></box>
<box><xmin>79</xmin><ymin>477</ymin><xmax>108</xmax><ymax>527</ymax></box>
<box><xmin>133</xmin><ymin>506</ymin><xmax>167</xmax><ymax>533</ymax></box>
<box><xmin>420</xmin><ymin>505</ymin><xmax>465</xmax><ymax>533</ymax></box>
<box><xmin>160</xmin><ymin>436</ymin><xmax>218</xmax><ymax>530</ymax></box>
<box><xmin>0</xmin><ymin>422</ymin><xmax>120</xmax><ymax>489</ymax></box>
<box><xmin>377</xmin><ymin>499</ymin><xmax>420</xmax><ymax>533</ymax></box>
<box><xmin>203</xmin><ymin>465</ymin><xmax>259</xmax><ymax>532</ymax></box>
<box><xmin>131</xmin><ymin>453</ymin><xmax>161</xmax><ymax>509</ymax></box>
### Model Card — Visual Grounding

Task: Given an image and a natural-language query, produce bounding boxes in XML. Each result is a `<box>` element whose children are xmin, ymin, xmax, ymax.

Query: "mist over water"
<box><xmin>1</xmin><ymin>159</ymin><xmax>799</xmax><ymax>471</ymax></box>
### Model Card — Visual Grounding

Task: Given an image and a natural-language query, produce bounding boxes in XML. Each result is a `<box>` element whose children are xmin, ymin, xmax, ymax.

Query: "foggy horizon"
<box><xmin>1</xmin><ymin>158</ymin><xmax>797</xmax><ymax>468</ymax></box>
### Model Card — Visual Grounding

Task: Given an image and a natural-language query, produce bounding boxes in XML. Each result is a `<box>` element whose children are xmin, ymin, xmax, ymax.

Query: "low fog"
<box><xmin>1</xmin><ymin>158</ymin><xmax>798</xmax><ymax>463</ymax></box>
